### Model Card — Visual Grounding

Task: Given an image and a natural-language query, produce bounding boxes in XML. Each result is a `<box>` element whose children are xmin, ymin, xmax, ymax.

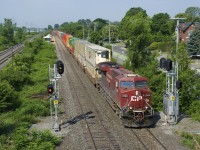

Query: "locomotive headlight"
<box><xmin>136</xmin><ymin>91</ymin><xmax>138</xmax><ymax>96</ymax></box>
<box><xmin>145</xmin><ymin>106</ymin><xmax>148</xmax><ymax>109</ymax></box>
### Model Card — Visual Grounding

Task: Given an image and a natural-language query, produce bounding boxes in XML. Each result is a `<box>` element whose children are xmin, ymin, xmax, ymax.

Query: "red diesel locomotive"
<box><xmin>98</xmin><ymin>62</ymin><xmax>154</xmax><ymax>127</ymax></box>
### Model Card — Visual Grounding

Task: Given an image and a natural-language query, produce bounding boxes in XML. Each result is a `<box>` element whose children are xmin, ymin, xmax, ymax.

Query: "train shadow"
<box><xmin>61</xmin><ymin>111</ymin><xmax>95</xmax><ymax>128</ymax></box>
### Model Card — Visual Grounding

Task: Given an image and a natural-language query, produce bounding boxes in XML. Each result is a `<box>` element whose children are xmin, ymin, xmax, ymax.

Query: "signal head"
<box><xmin>47</xmin><ymin>84</ymin><xmax>54</xmax><ymax>94</ymax></box>
<box><xmin>56</xmin><ymin>60</ymin><xmax>64</xmax><ymax>75</ymax></box>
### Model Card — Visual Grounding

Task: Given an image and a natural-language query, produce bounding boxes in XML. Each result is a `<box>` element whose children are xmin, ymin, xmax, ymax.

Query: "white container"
<box><xmin>85</xmin><ymin>45</ymin><xmax>111</xmax><ymax>79</ymax></box>
<box><xmin>74</xmin><ymin>40</ymin><xmax>92</xmax><ymax>68</ymax></box>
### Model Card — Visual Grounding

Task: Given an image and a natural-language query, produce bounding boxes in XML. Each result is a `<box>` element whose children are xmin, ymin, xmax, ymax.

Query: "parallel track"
<box><xmin>131</xmin><ymin>128</ymin><xmax>168</xmax><ymax>150</ymax></box>
<box><xmin>0</xmin><ymin>44</ymin><xmax>24</xmax><ymax>66</ymax></box>
<box><xmin>54</xmin><ymin>35</ymin><xmax>120</xmax><ymax>150</ymax></box>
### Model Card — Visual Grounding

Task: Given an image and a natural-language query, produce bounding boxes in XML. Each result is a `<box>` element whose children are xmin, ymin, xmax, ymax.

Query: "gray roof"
<box><xmin>179</xmin><ymin>22</ymin><xmax>200</xmax><ymax>32</ymax></box>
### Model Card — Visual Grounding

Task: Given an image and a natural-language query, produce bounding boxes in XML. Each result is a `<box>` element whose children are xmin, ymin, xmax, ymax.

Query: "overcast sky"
<box><xmin>0</xmin><ymin>0</ymin><xmax>199</xmax><ymax>28</ymax></box>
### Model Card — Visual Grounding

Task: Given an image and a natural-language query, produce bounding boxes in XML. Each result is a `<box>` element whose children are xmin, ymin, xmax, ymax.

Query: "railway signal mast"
<box><xmin>48</xmin><ymin>60</ymin><xmax>64</xmax><ymax>131</ymax></box>
<box><xmin>161</xmin><ymin>18</ymin><xmax>185</xmax><ymax>125</ymax></box>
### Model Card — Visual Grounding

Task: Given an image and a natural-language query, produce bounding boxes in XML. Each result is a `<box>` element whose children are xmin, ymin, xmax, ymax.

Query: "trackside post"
<box><xmin>48</xmin><ymin>60</ymin><xmax>64</xmax><ymax>132</ymax></box>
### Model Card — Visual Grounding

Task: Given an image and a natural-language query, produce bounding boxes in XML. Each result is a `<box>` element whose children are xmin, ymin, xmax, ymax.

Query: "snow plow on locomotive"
<box><xmin>98</xmin><ymin>62</ymin><xmax>155</xmax><ymax>127</ymax></box>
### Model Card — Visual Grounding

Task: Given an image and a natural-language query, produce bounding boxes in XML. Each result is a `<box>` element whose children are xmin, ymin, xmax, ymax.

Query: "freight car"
<box><xmin>98</xmin><ymin>62</ymin><xmax>154</xmax><ymax>127</ymax></box>
<box><xmin>74</xmin><ymin>40</ymin><xmax>111</xmax><ymax>86</ymax></box>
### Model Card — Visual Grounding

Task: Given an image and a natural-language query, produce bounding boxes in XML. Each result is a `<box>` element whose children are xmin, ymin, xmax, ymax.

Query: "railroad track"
<box><xmin>131</xmin><ymin>128</ymin><xmax>167</xmax><ymax>150</ymax></box>
<box><xmin>0</xmin><ymin>44</ymin><xmax>24</xmax><ymax>67</ymax></box>
<box><xmin>54</xmin><ymin>36</ymin><xmax>120</xmax><ymax>150</ymax></box>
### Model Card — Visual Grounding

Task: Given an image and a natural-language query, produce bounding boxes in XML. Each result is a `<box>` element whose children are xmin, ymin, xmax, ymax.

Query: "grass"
<box><xmin>182</xmin><ymin>132</ymin><xmax>200</xmax><ymax>150</ymax></box>
<box><xmin>0</xmin><ymin>39</ymin><xmax>61</xmax><ymax>150</ymax></box>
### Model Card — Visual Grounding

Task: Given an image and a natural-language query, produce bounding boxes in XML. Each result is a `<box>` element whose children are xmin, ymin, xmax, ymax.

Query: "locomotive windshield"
<box><xmin>135</xmin><ymin>80</ymin><xmax>147</xmax><ymax>88</ymax></box>
<box><xmin>120</xmin><ymin>81</ymin><xmax>134</xmax><ymax>88</ymax></box>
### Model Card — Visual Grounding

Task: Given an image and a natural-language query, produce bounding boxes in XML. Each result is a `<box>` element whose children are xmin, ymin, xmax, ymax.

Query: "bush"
<box><xmin>182</xmin><ymin>132</ymin><xmax>200</xmax><ymax>149</ymax></box>
<box><xmin>11</xmin><ymin>128</ymin><xmax>61</xmax><ymax>150</ymax></box>
<box><xmin>0</xmin><ymin>36</ymin><xmax>60</xmax><ymax>149</ymax></box>
<box><xmin>0</xmin><ymin>80</ymin><xmax>19</xmax><ymax>113</ymax></box>
<box><xmin>17</xmin><ymin>101</ymin><xmax>49</xmax><ymax>117</ymax></box>
<box><xmin>188</xmin><ymin>101</ymin><xmax>200</xmax><ymax>121</ymax></box>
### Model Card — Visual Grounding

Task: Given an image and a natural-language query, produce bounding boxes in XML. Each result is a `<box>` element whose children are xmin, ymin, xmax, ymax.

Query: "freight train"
<box><xmin>54</xmin><ymin>31</ymin><xmax>155</xmax><ymax>127</ymax></box>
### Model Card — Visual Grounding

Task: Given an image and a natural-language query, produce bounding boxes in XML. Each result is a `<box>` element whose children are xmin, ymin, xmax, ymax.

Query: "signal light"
<box><xmin>47</xmin><ymin>84</ymin><xmax>54</xmax><ymax>94</ymax></box>
<box><xmin>56</xmin><ymin>60</ymin><xmax>64</xmax><ymax>75</ymax></box>
<box><xmin>160</xmin><ymin>58</ymin><xmax>173</xmax><ymax>71</ymax></box>
<box><xmin>160</xmin><ymin>58</ymin><xmax>166</xmax><ymax>69</ymax></box>
<box><xmin>176</xmin><ymin>80</ymin><xmax>182</xmax><ymax>89</ymax></box>
<box><xmin>166</xmin><ymin>59</ymin><xmax>172</xmax><ymax>71</ymax></box>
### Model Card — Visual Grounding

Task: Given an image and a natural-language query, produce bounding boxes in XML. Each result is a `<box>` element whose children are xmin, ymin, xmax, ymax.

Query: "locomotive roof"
<box><xmin>87</xmin><ymin>45</ymin><xmax>110</xmax><ymax>52</ymax></box>
<box><xmin>77</xmin><ymin>40</ymin><xmax>91</xmax><ymax>44</ymax></box>
<box><xmin>111</xmin><ymin>68</ymin><xmax>145</xmax><ymax>79</ymax></box>
<box><xmin>98</xmin><ymin>62</ymin><xmax>122</xmax><ymax>72</ymax></box>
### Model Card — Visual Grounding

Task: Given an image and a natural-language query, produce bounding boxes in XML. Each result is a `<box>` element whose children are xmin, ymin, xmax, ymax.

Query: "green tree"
<box><xmin>125</xmin><ymin>7</ymin><xmax>147</xmax><ymax>17</ymax></box>
<box><xmin>93</xmin><ymin>18</ymin><xmax>108</xmax><ymax>31</ymax></box>
<box><xmin>187</xmin><ymin>28</ymin><xmax>200</xmax><ymax>55</ymax></box>
<box><xmin>48</xmin><ymin>25</ymin><xmax>53</xmax><ymax>30</ymax></box>
<box><xmin>78</xmin><ymin>19</ymin><xmax>91</xmax><ymax>27</ymax></box>
<box><xmin>15</xmin><ymin>28</ymin><xmax>26</xmax><ymax>43</ymax></box>
<box><xmin>120</xmin><ymin>8</ymin><xmax>152</xmax><ymax>69</ymax></box>
<box><xmin>89</xmin><ymin>31</ymin><xmax>101</xmax><ymax>44</ymax></box>
<box><xmin>3</xmin><ymin>19</ymin><xmax>15</xmax><ymax>43</ymax></box>
<box><xmin>0</xmin><ymin>18</ymin><xmax>15</xmax><ymax>49</ymax></box>
<box><xmin>185</xmin><ymin>7</ymin><xmax>200</xmax><ymax>20</ymax></box>
<box><xmin>151</xmin><ymin>13</ymin><xmax>171</xmax><ymax>35</ymax></box>
<box><xmin>101</xmin><ymin>24</ymin><xmax>119</xmax><ymax>42</ymax></box>
<box><xmin>120</xmin><ymin>7</ymin><xmax>148</xmax><ymax>40</ymax></box>
<box><xmin>54</xmin><ymin>24</ymin><xmax>59</xmax><ymax>29</ymax></box>
<box><xmin>59</xmin><ymin>22</ymin><xmax>82</xmax><ymax>38</ymax></box>
<box><xmin>175</xmin><ymin>13</ymin><xmax>192</xmax><ymax>22</ymax></box>
<box><xmin>174</xmin><ymin>43</ymin><xmax>200</xmax><ymax>112</ymax></box>
<box><xmin>0</xmin><ymin>80</ymin><xmax>18</xmax><ymax>112</ymax></box>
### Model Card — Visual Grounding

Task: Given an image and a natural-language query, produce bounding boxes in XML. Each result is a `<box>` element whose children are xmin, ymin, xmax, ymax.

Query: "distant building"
<box><xmin>43</xmin><ymin>34</ymin><xmax>52</xmax><ymax>42</ymax></box>
<box><xmin>179</xmin><ymin>22</ymin><xmax>200</xmax><ymax>43</ymax></box>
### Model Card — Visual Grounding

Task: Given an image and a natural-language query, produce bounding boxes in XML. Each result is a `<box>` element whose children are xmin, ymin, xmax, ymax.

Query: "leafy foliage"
<box><xmin>151</xmin><ymin>13</ymin><xmax>171</xmax><ymax>35</ymax></box>
<box><xmin>59</xmin><ymin>22</ymin><xmax>83</xmax><ymax>38</ymax></box>
<box><xmin>182</xmin><ymin>132</ymin><xmax>200</xmax><ymax>149</ymax></box>
<box><xmin>10</xmin><ymin>128</ymin><xmax>61</xmax><ymax>150</ymax></box>
<box><xmin>187</xmin><ymin>28</ymin><xmax>200</xmax><ymax>55</ymax></box>
<box><xmin>0</xmin><ymin>81</ymin><xmax>18</xmax><ymax>113</ymax></box>
<box><xmin>89</xmin><ymin>31</ymin><xmax>101</xmax><ymax>44</ymax></box>
<box><xmin>101</xmin><ymin>24</ymin><xmax>119</xmax><ymax>42</ymax></box>
<box><xmin>120</xmin><ymin>8</ymin><xmax>152</xmax><ymax>69</ymax></box>
<box><xmin>0</xmin><ymin>37</ymin><xmax>60</xmax><ymax>149</ymax></box>
<box><xmin>185</xmin><ymin>7</ymin><xmax>200</xmax><ymax>18</ymax></box>
<box><xmin>188</xmin><ymin>101</ymin><xmax>200</xmax><ymax>121</ymax></box>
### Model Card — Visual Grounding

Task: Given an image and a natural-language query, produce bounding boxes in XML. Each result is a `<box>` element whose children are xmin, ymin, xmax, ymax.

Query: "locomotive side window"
<box><xmin>120</xmin><ymin>81</ymin><xmax>134</xmax><ymax>88</ymax></box>
<box><xmin>101</xmin><ymin>51</ymin><xmax>109</xmax><ymax>59</ymax></box>
<box><xmin>135</xmin><ymin>80</ymin><xmax>147</xmax><ymax>88</ymax></box>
